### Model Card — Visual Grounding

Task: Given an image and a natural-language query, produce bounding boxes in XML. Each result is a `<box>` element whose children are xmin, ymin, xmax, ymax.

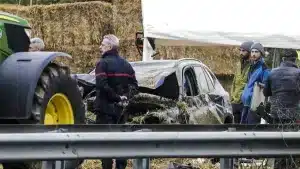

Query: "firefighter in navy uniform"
<box><xmin>95</xmin><ymin>34</ymin><xmax>138</xmax><ymax>169</ymax></box>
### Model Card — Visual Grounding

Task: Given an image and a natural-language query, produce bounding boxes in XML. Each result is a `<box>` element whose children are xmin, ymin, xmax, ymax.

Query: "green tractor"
<box><xmin>0</xmin><ymin>12</ymin><xmax>85</xmax><ymax>168</ymax></box>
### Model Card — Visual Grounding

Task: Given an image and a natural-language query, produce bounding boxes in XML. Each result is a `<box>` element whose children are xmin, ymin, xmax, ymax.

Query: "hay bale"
<box><xmin>56</xmin><ymin>0</ymin><xmax>112</xmax><ymax>4</ymax></box>
<box><xmin>46</xmin><ymin>40</ymin><xmax>140</xmax><ymax>73</ymax></box>
<box><xmin>151</xmin><ymin>45</ymin><xmax>238</xmax><ymax>75</ymax></box>
<box><xmin>188</xmin><ymin>46</ymin><xmax>239</xmax><ymax>75</ymax></box>
<box><xmin>32</xmin><ymin>0</ymin><xmax>112</xmax><ymax>5</ymax></box>
<box><xmin>158</xmin><ymin>46</ymin><xmax>239</xmax><ymax>75</ymax></box>
<box><xmin>112</xmin><ymin>0</ymin><xmax>142</xmax><ymax>40</ymax></box>
<box><xmin>216</xmin><ymin>74</ymin><xmax>234</xmax><ymax>93</ymax></box>
<box><xmin>39</xmin><ymin>1</ymin><xmax>114</xmax><ymax>48</ymax></box>
<box><xmin>119</xmin><ymin>40</ymin><xmax>141</xmax><ymax>61</ymax></box>
<box><xmin>0</xmin><ymin>2</ymin><xmax>114</xmax><ymax>48</ymax></box>
<box><xmin>0</xmin><ymin>5</ymin><xmax>43</xmax><ymax>38</ymax></box>
<box><xmin>46</xmin><ymin>45</ymin><xmax>99</xmax><ymax>73</ymax></box>
<box><xmin>0</xmin><ymin>4</ymin><xmax>24</xmax><ymax>12</ymax></box>
<box><xmin>26</xmin><ymin>6</ymin><xmax>44</xmax><ymax>38</ymax></box>
<box><xmin>0</xmin><ymin>4</ymin><xmax>29</xmax><ymax>18</ymax></box>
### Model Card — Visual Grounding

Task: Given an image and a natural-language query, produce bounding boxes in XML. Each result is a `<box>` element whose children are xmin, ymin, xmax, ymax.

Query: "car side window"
<box><xmin>193</xmin><ymin>66</ymin><xmax>210</xmax><ymax>94</ymax></box>
<box><xmin>183</xmin><ymin>67</ymin><xmax>199</xmax><ymax>96</ymax></box>
<box><xmin>203</xmin><ymin>67</ymin><xmax>215</xmax><ymax>91</ymax></box>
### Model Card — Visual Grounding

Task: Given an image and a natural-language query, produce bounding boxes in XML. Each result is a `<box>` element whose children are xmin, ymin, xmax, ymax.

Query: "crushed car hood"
<box><xmin>72</xmin><ymin>60</ymin><xmax>180</xmax><ymax>99</ymax></box>
<box><xmin>72</xmin><ymin>73</ymin><xmax>96</xmax><ymax>85</ymax></box>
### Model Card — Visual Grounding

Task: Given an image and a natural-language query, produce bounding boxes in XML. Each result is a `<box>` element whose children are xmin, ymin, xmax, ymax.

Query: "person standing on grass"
<box><xmin>94</xmin><ymin>34</ymin><xmax>138</xmax><ymax>169</ymax></box>
<box><xmin>230</xmin><ymin>41</ymin><xmax>253</xmax><ymax>123</ymax></box>
<box><xmin>241</xmin><ymin>42</ymin><xmax>270</xmax><ymax>124</ymax></box>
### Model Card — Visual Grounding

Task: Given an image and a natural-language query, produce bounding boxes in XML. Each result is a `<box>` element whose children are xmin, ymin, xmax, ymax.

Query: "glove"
<box><xmin>116</xmin><ymin>96</ymin><xmax>128</xmax><ymax>107</ymax></box>
<box><xmin>117</xmin><ymin>101</ymin><xmax>129</xmax><ymax>107</ymax></box>
<box><xmin>255</xmin><ymin>103</ymin><xmax>266</xmax><ymax>117</ymax></box>
<box><xmin>120</xmin><ymin>96</ymin><xmax>128</xmax><ymax>101</ymax></box>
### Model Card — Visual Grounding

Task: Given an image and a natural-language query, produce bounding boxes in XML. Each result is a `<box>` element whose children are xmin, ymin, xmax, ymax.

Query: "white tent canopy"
<box><xmin>141</xmin><ymin>0</ymin><xmax>300</xmax><ymax>49</ymax></box>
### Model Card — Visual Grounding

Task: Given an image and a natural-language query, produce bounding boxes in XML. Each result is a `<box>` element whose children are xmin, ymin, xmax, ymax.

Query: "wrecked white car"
<box><xmin>73</xmin><ymin>58</ymin><xmax>233</xmax><ymax>124</ymax></box>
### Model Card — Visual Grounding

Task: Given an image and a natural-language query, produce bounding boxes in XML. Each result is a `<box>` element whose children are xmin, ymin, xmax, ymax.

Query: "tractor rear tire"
<box><xmin>2</xmin><ymin>62</ymin><xmax>85</xmax><ymax>169</ymax></box>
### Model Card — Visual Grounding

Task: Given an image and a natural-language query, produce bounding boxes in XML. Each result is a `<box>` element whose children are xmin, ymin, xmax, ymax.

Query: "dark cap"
<box><xmin>251</xmin><ymin>43</ymin><xmax>265</xmax><ymax>56</ymax></box>
<box><xmin>283</xmin><ymin>49</ymin><xmax>298</xmax><ymax>58</ymax></box>
<box><xmin>240</xmin><ymin>41</ymin><xmax>254</xmax><ymax>52</ymax></box>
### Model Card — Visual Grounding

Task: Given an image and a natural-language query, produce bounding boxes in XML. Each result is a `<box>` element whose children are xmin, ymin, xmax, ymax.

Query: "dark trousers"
<box><xmin>240</xmin><ymin>106</ymin><xmax>249</xmax><ymax>124</ymax></box>
<box><xmin>232</xmin><ymin>103</ymin><xmax>243</xmax><ymax>123</ymax></box>
<box><xmin>96</xmin><ymin>108</ymin><xmax>127</xmax><ymax>169</ymax></box>
<box><xmin>240</xmin><ymin>106</ymin><xmax>261</xmax><ymax>124</ymax></box>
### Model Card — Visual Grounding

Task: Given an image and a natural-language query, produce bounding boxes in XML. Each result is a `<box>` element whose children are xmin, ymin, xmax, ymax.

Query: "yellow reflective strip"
<box><xmin>297</xmin><ymin>50</ymin><xmax>300</xmax><ymax>60</ymax></box>
<box><xmin>0</xmin><ymin>15</ymin><xmax>20</xmax><ymax>23</ymax></box>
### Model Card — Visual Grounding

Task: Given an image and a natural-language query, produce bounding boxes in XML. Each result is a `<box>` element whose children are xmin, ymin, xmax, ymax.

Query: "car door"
<box><xmin>181</xmin><ymin>65</ymin><xmax>214</xmax><ymax>124</ymax></box>
<box><xmin>193</xmin><ymin>65</ymin><xmax>224</xmax><ymax>124</ymax></box>
<box><xmin>202</xmin><ymin>67</ymin><xmax>222</xmax><ymax>104</ymax></box>
<box><xmin>202</xmin><ymin>66</ymin><xmax>229</xmax><ymax>107</ymax></box>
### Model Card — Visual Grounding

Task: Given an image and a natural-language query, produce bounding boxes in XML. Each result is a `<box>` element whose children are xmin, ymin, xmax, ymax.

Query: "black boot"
<box><xmin>115</xmin><ymin>159</ymin><xmax>127</xmax><ymax>169</ymax></box>
<box><xmin>101</xmin><ymin>158</ymin><xmax>113</xmax><ymax>169</ymax></box>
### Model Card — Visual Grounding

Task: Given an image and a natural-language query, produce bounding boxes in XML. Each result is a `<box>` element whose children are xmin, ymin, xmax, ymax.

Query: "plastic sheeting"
<box><xmin>73</xmin><ymin>60</ymin><xmax>178</xmax><ymax>89</ymax></box>
<box><xmin>131</xmin><ymin>60</ymin><xmax>177</xmax><ymax>89</ymax></box>
<box><xmin>142</xmin><ymin>0</ymin><xmax>300</xmax><ymax>49</ymax></box>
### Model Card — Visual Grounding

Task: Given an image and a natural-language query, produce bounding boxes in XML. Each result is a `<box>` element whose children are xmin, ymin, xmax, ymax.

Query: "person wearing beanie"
<box><xmin>264</xmin><ymin>49</ymin><xmax>300</xmax><ymax>122</ymax></box>
<box><xmin>230</xmin><ymin>41</ymin><xmax>253</xmax><ymax>123</ymax></box>
<box><xmin>241</xmin><ymin>42</ymin><xmax>270</xmax><ymax>124</ymax></box>
<box><xmin>263</xmin><ymin>48</ymin><xmax>300</xmax><ymax>169</ymax></box>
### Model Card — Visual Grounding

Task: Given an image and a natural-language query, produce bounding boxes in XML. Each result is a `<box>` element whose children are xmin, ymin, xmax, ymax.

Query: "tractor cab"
<box><xmin>0</xmin><ymin>12</ymin><xmax>31</xmax><ymax>62</ymax></box>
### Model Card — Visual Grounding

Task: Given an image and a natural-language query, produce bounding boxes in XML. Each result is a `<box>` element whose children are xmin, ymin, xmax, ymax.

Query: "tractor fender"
<box><xmin>0</xmin><ymin>51</ymin><xmax>72</xmax><ymax>119</ymax></box>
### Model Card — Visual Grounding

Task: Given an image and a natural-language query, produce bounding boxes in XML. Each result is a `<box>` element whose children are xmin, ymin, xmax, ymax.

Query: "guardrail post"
<box><xmin>41</xmin><ymin>128</ymin><xmax>71</xmax><ymax>169</ymax></box>
<box><xmin>220</xmin><ymin>127</ymin><xmax>236</xmax><ymax>169</ymax></box>
<box><xmin>132</xmin><ymin>129</ymin><xmax>151</xmax><ymax>169</ymax></box>
<box><xmin>42</xmin><ymin>160</ymin><xmax>66</xmax><ymax>169</ymax></box>
<box><xmin>133</xmin><ymin>158</ymin><xmax>150</xmax><ymax>169</ymax></box>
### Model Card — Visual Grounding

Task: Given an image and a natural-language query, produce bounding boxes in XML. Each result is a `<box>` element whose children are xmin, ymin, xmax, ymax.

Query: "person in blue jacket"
<box><xmin>241</xmin><ymin>42</ymin><xmax>270</xmax><ymax>124</ymax></box>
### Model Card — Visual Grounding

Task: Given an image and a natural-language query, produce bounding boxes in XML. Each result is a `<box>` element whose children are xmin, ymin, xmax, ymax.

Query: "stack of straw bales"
<box><xmin>0</xmin><ymin>1</ymin><xmax>239</xmax><ymax>75</ymax></box>
<box><xmin>1</xmin><ymin>2</ymin><xmax>115</xmax><ymax>73</ymax></box>
<box><xmin>40</xmin><ymin>2</ymin><xmax>113</xmax><ymax>48</ymax></box>
<box><xmin>112</xmin><ymin>0</ymin><xmax>142</xmax><ymax>40</ymax></box>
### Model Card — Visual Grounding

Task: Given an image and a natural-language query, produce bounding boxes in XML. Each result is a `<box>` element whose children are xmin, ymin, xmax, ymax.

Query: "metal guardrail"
<box><xmin>0</xmin><ymin>124</ymin><xmax>298</xmax><ymax>169</ymax></box>
<box><xmin>0</xmin><ymin>131</ymin><xmax>300</xmax><ymax>161</ymax></box>
<box><xmin>0</xmin><ymin>124</ymin><xmax>297</xmax><ymax>133</ymax></box>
